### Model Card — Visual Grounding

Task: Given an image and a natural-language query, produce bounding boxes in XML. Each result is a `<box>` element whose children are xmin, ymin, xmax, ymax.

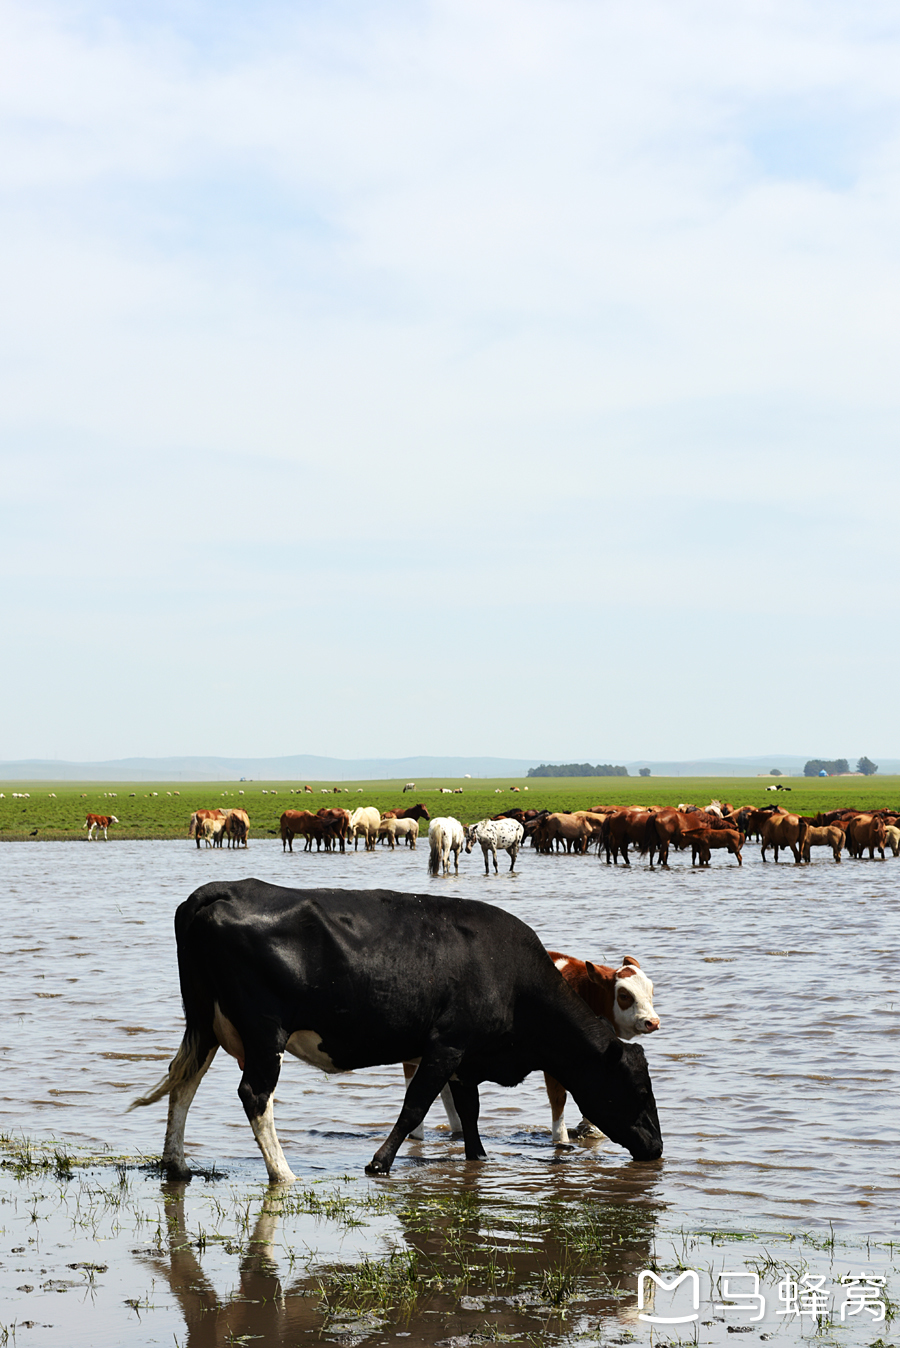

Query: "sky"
<box><xmin>2</xmin><ymin>0</ymin><xmax>900</xmax><ymax>764</ymax></box>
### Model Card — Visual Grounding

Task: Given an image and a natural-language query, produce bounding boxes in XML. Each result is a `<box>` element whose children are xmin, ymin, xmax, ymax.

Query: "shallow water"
<box><xmin>1</xmin><ymin>838</ymin><xmax>898</xmax><ymax>1343</ymax></box>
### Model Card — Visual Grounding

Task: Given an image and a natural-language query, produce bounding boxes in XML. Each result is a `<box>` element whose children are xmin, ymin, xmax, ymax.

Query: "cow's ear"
<box><xmin>585</xmin><ymin>961</ymin><xmax>606</xmax><ymax>985</ymax></box>
<box><xmin>621</xmin><ymin>955</ymin><xmax>641</xmax><ymax>969</ymax></box>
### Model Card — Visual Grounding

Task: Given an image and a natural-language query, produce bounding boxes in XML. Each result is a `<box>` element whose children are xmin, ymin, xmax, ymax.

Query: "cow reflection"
<box><xmin>141</xmin><ymin>1164</ymin><xmax>660</xmax><ymax>1346</ymax></box>
<box><xmin>137</xmin><ymin>1183</ymin><xmax>321</xmax><ymax>1347</ymax></box>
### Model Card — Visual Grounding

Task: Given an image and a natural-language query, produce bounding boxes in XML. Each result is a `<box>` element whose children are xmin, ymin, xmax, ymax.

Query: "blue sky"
<box><xmin>2</xmin><ymin>0</ymin><xmax>900</xmax><ymax>763</ymax></box>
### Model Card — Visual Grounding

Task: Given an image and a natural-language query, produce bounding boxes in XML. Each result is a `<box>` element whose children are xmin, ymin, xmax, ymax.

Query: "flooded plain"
<box><xmin>1</xmin><ymin>838</ymin><xmax>898</xmax><ymax>1345</ymax></box>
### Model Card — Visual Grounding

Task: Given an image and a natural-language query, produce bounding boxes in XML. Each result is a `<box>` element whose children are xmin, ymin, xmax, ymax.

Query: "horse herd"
<box><xmin>190</xmin><ymin>798</ymin><xmax>900</xmax><ymax>870</ymax></box>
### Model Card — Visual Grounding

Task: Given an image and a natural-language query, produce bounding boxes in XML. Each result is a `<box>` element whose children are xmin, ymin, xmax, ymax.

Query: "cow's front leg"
<box><xmin>367</xmin><ymin>1049</ymin><xmax>464</xmax><ymax>1175</ymax></box>
<box><xmin>238</xmin><ymin>1047</ymin><xmax>295</xmax><ymax>1184</ymax></box>
<box><xmin>508</xmin><ymin>843</ymin><xmax>518</xmax><ymax>872</ymax></box>
<box><xmin>447</xmin><ymin>1078</ymin><xmax>486</xmax><ymax>1160</ymax></box>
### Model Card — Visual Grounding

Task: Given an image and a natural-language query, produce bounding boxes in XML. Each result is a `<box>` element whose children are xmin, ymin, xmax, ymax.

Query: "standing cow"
<box><xmin>130</xmin><ymin>882</ymin><xmax>663</xmax><ymax>1181</ymax></box>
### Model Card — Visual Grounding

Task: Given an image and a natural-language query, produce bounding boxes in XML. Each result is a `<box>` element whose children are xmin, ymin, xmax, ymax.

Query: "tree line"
<box><xmin>527</xmin><ymin>763</ymin><xmax>629</xmax><ymax>778</ymax></box>
<box><xmin>803</xmin><ymin>757</ymin><xmax>878</xmax><ymax>777</ymax></box>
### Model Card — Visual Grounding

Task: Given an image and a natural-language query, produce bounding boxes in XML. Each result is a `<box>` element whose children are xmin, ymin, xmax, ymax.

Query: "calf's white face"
<box><xmin>612</xmin><ymin>959</ymin><xmax>659</xmax><ymax>1039</ymax></box>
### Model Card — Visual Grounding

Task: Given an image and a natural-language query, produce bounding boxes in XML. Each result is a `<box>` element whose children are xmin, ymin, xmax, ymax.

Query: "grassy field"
<box><xmin>0</xmin><ymin>775</ymin><xmax>898</xmax><ymax>841</ymax></box>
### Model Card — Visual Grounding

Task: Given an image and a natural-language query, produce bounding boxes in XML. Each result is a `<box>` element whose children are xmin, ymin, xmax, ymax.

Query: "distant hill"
<box><xmin>2</xmin><ymin>753</ymin><xmax>898</xmax><ymax>781</ymax></box>
<box><xmin>0</xmin><ymin>754</ymin><xmax>542</xmax><ymax>782</ymax></box>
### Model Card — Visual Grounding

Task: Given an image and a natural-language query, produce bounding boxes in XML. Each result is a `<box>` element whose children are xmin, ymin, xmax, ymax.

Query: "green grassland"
<box><xmin>1</xmin><ymin>775</ymin><xmax>898</xmax><ymax>841</ymax></box>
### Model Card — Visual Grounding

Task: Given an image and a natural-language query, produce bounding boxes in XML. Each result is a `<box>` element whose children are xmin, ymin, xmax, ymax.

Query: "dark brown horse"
<box><xmin>381</xmin><ymin>802</ymin><xmax>431</xmax><ymax>822</ymax></box>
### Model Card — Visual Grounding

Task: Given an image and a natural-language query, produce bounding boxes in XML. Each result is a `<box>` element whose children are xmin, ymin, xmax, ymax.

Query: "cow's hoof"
<box><xmin>365</xmin><ymin>1159</ymin><xmax>391</xmax><ymax>1175</ymax></box>
<box><xmin>572</xmin><ymin>1120</ymin><xmax>603</xmax><ymax>1140</ymax></box>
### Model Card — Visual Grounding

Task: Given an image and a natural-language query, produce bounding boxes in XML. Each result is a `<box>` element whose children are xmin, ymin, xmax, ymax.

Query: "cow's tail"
<box><xmin>428</xmin><ymin>824</ymin><xmax>443</xmax><ymax>875</ymax></box>
<box><xmin>129</xmin><ymin>894</ymin><xmax>217</xmax><ymax>1110</ymax></box>
<box><xmin>127</xmin><ymin>1026</ymin><xmax>207</xmax><ymax>1110</ymax></box>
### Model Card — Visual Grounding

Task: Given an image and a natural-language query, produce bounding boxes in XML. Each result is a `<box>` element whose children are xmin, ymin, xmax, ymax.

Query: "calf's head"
<box><xmin>587</xmin><ymin>956</ymin><xmax>660</xmax><ymax>1038</ymax></box>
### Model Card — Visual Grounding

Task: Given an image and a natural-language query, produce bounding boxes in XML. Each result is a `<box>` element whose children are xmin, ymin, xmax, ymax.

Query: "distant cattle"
<box><xmin>402</xmin><ymin>782</ymin><xmax>415</xmax><ymax>793</ymax></box>
<box><xmin>130</xmin><ymin>882</ymin><xmax>663</xmax><ymax>1180</ymax></box>
<box><xmin>84</xmin><ymin>813</ymin><xmax>118</xmax><ymax>841</ymax></box>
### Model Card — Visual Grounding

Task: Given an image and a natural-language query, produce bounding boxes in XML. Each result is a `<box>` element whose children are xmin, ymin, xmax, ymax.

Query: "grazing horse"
<box><xmin>760</xmin><ymin>811</ymin><xmax>808</xmax><ymax>864</ymax></box>
<box><xmin>402</xmin><ymin>782</ymin><xmax>415</xmax><ymax>793</ymax></box>
<box><xmin>465</xmin><ymin>818</ymin><xmax>525</xmax><ymax>873</ymax></box>
<box><xmin>428</xmin><ymin>817</ymin><xmax>465</xmax><ymax>875</ymax></box>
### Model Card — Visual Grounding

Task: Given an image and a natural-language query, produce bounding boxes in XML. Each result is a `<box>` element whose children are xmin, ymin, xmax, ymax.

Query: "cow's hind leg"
<box><xmin>508</xmin><ymin>842</ymin><xmax>518</xmax><ymax>872</ymax></box>
<box><xmin>367</xmin><ymin>1048</ymin><xmax>465</xmax><ymax>1175</ymax></box>
<box><xmin>238</xmin><ymin>1044</ymin><xmax>295</xmax><ymax>1184</ymax></box>
<box><xmin>161</xmin><ymin>1043</ymin><xmax>219</xmax><ymax>1179</ymax></box>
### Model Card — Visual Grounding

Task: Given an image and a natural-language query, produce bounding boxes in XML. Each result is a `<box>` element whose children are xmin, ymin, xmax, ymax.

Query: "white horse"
<box><xmin>348</xmin><ymin>806</ymin><xmax>380</xmax><ymax>851</ymax></box>
<box><xmin>428</xmin><ymin>817</ymin><xmax>465</xmax><ymax>875</ymax></box>
<box><xmin>465</xmin><ymin>818</ymin><xmax>525</xmax><ymax>874</ymax></box>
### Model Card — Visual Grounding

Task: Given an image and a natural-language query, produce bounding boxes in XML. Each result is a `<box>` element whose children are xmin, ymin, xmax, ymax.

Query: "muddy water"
<box><xmin>1</xmin><ymin>839</ymin><xmax>898</xmax><ymax>1344</ymax></box>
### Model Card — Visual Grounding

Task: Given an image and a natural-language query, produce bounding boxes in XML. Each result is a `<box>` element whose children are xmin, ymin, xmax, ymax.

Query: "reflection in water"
<box><xmin>139</xmin><ymin>1163</ymin><xmax>664</xmax><ymax>1346</ymax></box>
<box><xmin>139</xmin><ymin>1182</ymin><xmax>322</xmax><ymax>1346</ymax></box>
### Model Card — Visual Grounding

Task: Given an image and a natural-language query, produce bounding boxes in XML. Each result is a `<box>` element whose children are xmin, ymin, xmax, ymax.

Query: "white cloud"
<box><xmin>2</xmin><ymin>0</ymin><xmax>900</xmax><ymax>757</ymax></box>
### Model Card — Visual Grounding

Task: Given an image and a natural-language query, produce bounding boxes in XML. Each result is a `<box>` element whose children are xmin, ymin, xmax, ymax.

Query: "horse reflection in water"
<box><xmin>141</xmin><ymin>1165</ymin><xmax>661</xmax><ymax>1346</ymax></box>
<box><xmin>138</xmin><ymin>1184</ymin><xmax>322</xmax><ymax>1347</ymax></box>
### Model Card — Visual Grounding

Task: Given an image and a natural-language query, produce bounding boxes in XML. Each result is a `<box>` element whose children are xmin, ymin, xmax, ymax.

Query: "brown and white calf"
<box><xmin>404</xmin><ymin>949</ymin><xmax>659</xmax><ymax>1145</ymax></box>
<box><xmin>544</xmin><ymin>952</ymin><xmax>659</xmax><ymax>1143</ymax></box>
<box><xmin>84</xmin><ymin>813</ymin><xmax>118</xmax><ymax>841</ymax></box>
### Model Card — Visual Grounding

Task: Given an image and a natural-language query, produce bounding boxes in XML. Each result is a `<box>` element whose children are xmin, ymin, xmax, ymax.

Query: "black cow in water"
<box><xmin>131</xmin><ymin>881</ymin><xmax>663</xmax><ymax>1182</ymax></box>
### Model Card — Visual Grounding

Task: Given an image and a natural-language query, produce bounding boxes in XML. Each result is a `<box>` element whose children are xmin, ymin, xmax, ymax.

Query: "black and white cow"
<box><xmin>131</xmin><ymin>881</ymin><xmax>663</xmax><ymax>1182</ymax></box>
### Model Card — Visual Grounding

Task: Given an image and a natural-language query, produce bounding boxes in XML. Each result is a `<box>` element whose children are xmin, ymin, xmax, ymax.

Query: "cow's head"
<box><xmin>587</xmin><ymin>956</ymin><xmax>659</xmax><ymax>1037</ymax></box>
<box><xmin>464</xmin><ymin>824</ymin><xmax>478</xmax><ymax>852</ymax></box>
<box><xmin>573</xmin><ymin>1029</ymin><xmax>664</xmax><ymax>1161</ymax></box>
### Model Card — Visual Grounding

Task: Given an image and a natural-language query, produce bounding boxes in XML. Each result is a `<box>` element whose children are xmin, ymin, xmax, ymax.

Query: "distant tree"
<box><xmin>803</xmin><ymin>758</ymin><xmax>850</xmax><ymax>777</ymax></box>
<box><xmin>639</xmin><ymin>767</ymin><xmax>651</xmax><ymax>777</ymax></box>
<box><xmin>857</xmin><ymin>756</ymin><xmax>878</xmax><ymax>776</ymax></box>
<box><xmin>527</xmin><ymin>762</ymin><xmax>629</xmax><ymax>778</ymax></box>
<box><xmin>769</xmin><ymin>768</ymin><xmax>782</xmax><ymax>776</ymax></box>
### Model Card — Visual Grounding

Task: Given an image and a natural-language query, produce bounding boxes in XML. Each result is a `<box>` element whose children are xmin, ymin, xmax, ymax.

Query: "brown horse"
<box><xmin>605</xmin><ymin>809</ymin><xmax>655</xmax><ymax>865</ymax></box>
<box><xmin>641</xmin><ymin>808</ymin><xmax>710</xmax><ymax>867</ymax></box>
<box><xmin>760</xmin><ymin>811</ymin><xmax>809</xmax><ymax>863</ymax></box>
<box><xmin>381</xmin><ymin>802</ymin><xmax>431</xmax><ymax>822</ymax></box>
<box><xmin>802</xmin><ymin>825</ymin><xmax>843</xmax><ymax>862</ymax></box>
<box><xmin>691</xmin><ymin>828</ymin><xmax>744</xmax><ymax>866</ymax></box>
<box><xmin>845</xmin><ymin>813</ymin><xmax>886</xmax><ymax>859</ymax></box>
